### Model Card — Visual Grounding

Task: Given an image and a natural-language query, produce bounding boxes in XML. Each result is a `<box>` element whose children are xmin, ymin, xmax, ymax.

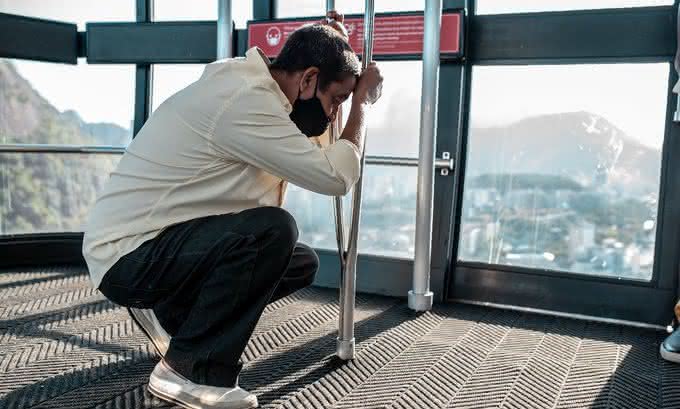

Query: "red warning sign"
<box><xmin>248</xmin><ymin>11</ymin><xmax>463</xmax><ymax>59</ymax></box>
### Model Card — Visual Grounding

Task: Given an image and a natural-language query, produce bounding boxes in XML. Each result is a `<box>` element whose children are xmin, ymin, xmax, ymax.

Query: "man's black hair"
<box><xmin>270</xmin><ymin>24</ymin><xmax>361</xmax><ymax>91</ymax></box>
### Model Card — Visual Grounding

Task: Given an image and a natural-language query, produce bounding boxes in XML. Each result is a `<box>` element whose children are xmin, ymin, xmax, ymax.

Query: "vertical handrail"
<box><xmin>326</xmin><ymin>1</ymin><xmax>347</xmax><ymax>284</ymax></box>
<box><xmin>337</xmin><ymin>0</ymin><xmax>375</xmax><ymax>361</ymax></box>
<box><xmin>332</xmin><ymin>114</ymin><xmax>347</xmax><ymax>273</ymax></box>
<box><xmin>409</xmin><ymin>0</ymin><xmax>441</xmax><ymax>312</ymax></box>
<box><xmin>217</xmin><ymin>0</ymin><xmax>232</xmax><ymax>59</ymax></box>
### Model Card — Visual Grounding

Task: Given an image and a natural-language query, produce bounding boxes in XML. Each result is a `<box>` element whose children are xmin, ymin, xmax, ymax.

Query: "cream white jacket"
<box><xmin>82</xmin><ymin>47</ymin><xmax>361</xmax><ymax>287</ymax></box>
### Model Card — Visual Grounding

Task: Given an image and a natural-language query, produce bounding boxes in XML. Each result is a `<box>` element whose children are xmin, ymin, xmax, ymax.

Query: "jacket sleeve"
<box><xmin>212</xmin><ymin>84</ymin><xmax>361</xmax><ymax>196</ymax></box>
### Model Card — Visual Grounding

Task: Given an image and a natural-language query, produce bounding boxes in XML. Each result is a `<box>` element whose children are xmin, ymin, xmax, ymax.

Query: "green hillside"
<box><xmin>0</xmin><ymin>60</ymin><xmax>122</xmax><ymax>234</ymax></box>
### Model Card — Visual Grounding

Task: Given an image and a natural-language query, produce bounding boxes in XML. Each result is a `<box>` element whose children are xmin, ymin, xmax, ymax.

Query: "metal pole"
<box><xmin>217</xmin><ymin>0</ymin><xmax>232</xmax><ymax>59</ymax></box>
<box><xmin>326</xmin><ymin>0</ymin><xmax>347</xmax><ymax>279</ymax></box>
<box><xmin>332</xmin><ymin>112</ymin><xmax>347</xmax><ymax>272</ymax></box>
<box><xmin>0</xmin><ymin>144</ymin><xmax>126</xmax><ymax>154</ymax></box>
<box><xmin>337</xmin><ymin>0</ymin><xmax>375</xmax><ymax>361</ymax></box>
<box><xmin>408</xmin><ymin>0</ymin><xmax>441</xmax><ymax>312</ymax></box>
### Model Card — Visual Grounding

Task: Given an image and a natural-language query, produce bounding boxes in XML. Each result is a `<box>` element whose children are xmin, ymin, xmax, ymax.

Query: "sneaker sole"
<box><xmin>148</xmin><ymin>382</ymin><xmax>258</xmax><ymax>409</ymax></box>
<box><xmin>660</xmin><ymin>344</ymin><xmax>680</xmax><ymax>363</ymax></box>
<box><xmin>148</xmin><ymin>382</ymin><xmax>201</xmax><ymax>409</ymax></box>
<box><xmin>128</xmin><ymin>308</ymin><xmax>169</xmax><ymax>356</ymax></box>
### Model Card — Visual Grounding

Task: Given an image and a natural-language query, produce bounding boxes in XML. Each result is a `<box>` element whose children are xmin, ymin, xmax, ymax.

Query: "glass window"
<box><xmin>1</xmin><ymin>59</ymin><xmax>134</xmax><ymax>145</ymax></box>
<box><xmin>335</xmin><ymin>0</ymin><xmax>423</xmax><ymax>14</ymax></box>
<box><xmin>284</xmin><ymin>166</ymin><xmax>417</xmax><ymax>259</ymax></box>
<box><xmin>276</xmin><ymin>0</ymin><xmax>424</xmax><ymax>17</ymax></box>
<box><xmin>340</xmin><ymin>61</ymin><xmax>422</xmax><ymax>158</ymax></box>
<box><xmin>151</xmin><ymin>65</ymin><xmax>206</xmax><ymax>112</ymax></box>
<box><xmin>151</xmin><ymin>61</ymin><xmax>423</xmax><ymax>157</ymax></box>
<box><xmin>0</xmin><ymin>153</ymin><xmax>121</xmax><ymax>234</ymax></box>
<box><xmin>476</xmin><ymin>0</ymin><xmax>672</xmax><ymax>15</ymax></box>
<box><xmin>458</xmin><ymin>63</ymin><xmax>669</xmax><ymax>281</ymax></box>
<box><xmin>276</xmin><ymin>0</ymin><xmax>325</xmax><ymax>18</ymax></box>
<box><xmin>153</xmin><ymin>0</ymin><xmax>252</xmax><ymax>28</ymax></box>
<box><xmin>0</xmin><ymin>0</ymin><xmax>134</xmax><ymax>30</ymax></box>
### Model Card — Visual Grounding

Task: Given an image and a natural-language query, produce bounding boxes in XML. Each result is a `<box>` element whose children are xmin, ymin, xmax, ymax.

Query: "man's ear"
<box><xmin>299</xmin><ymin>67</ymin><xmax>320</xmax><ymax>98</ymax></box>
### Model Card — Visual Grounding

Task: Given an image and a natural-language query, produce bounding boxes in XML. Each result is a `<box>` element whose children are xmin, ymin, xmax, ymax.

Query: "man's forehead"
<box><xmin>328</xmin><ymin>76</ymin><xmax>357</xmax><ymax>95</ymax></box>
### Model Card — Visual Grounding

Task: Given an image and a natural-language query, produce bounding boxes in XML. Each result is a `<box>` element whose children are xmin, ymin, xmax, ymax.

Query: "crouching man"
<box><xmin>82</xmin><ymin>12</ymin><xmax>382</xmax><ymax>409</ymax></box>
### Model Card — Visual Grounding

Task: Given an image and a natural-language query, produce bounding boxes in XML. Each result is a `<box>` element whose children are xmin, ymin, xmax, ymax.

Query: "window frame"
<box><xmin>456</xmin><ymin>62</ymin><xmax>669</xmax><ymax>284</ymax></box>
<box><xmin>1</xmin><ymin>0</ymin><xmax>678</xmax><ymax>323</ymax></box>
<box><xmin>442</xmin><ymin>0</ymin><xmax>679</xmax><ymax>325</ymax></box>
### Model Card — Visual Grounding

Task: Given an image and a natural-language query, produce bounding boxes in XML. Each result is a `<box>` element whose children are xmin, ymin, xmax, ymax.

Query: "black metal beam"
<box><xmin>314</xmin><ymin>249</ymin><xmax>413</xmax><ymax>297</ymax></box>
<box><xmin>86</xmin><ymin>21</ymin><xmax>245</xmax><ymax>64</ymax></box>
<box><xmin>0</xmin><ymin>13</ymin><xmax>77</xmax><ymax>64</ymax></box>
<box><xmin>452</xmin><ymin>264</ymin><xmax>675</xmax><ymax>325</ymax></box>
<box><xmin>0</xmin><ymin>234</ymin><xmax>85</xmax><ymax>268</ymax></box>
<box><xmin>443</xmin><ymin>1</ymin><xmax>474</xmax><ymax>301</ymax></box>
<box><xmin>87</xmin><ymin>21</ymin><xmax>217</xmax><ymax>64</ymax></box>
<box><xmin>444</xmin><ymin>0</ymin><xmax>466</xmax><ymax>9</ymax></box>
<box><xmin>236</xmin><ymin>28</ymin><xmax>248</xmax><ymax>57</ymax></box>
<box><xmin>133</xmin><ymin>0</ymin><xmax>154</xmax><ymax>137</ymax></box>
<box><xmin>76</xmin><ymin>32</ymin><xmax>87</xmax><ymax>58</ymax></box>
<box><xmin>470</xmin><ymin>6</ymin><xmax>675</xmax><ymax>63</ymax></box>
<box><xmin>133</xmin><ymin>66</ymin><xmax>151</xmax><ymax>136</ymax></box>
<box><xmin>430</xmin><ymin>63</ymin><xmax>465</xmax><ymax>302</ymax></box>
<box><xmin>137</xmin><ymin>0</ymin><xmax>152</xmax><ymax>21</ymax></box>
<box><xmin>254</xmin><ymin>0</ymin><xmax>277</xmax><ymax>20</ymax></box>
<box><xmin>79</xmin><ymin>6</ymin><xmax>675</xmax><ymax>65</ymax></box>
<box><xmin>659</xmin><ymin>64</ymin><xmax>680</xmax><ymax>299</ymax></box>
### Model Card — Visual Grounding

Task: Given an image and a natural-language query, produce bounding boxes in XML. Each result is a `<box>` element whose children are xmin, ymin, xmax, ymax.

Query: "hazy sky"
<box><xmin>470</xmin><ymin>64</ymin><xmax>669</xmax><ymax>149</ymax></box>
<box><xmin>276</xmin><ymin>0</ymin><xmax>671</xmax><ymax>16</ymax></box>
<box><xmin>475</xmin><ymin>0</ymin><xmax>671</xmax><ymax>14</ymax></box>
<box><xmin>0</xmin><ymin>0</ymin><xmax>672</xmax><ymax>150</ymax></box>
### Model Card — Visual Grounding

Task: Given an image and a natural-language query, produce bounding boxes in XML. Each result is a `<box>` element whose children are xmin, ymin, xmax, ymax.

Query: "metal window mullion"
<box><xmin>133</xmin><ymin>0</ymin><xmax>153</xmax><ymax>137</ymax></box>
<box><xmin>446</xmin><ymin>0</ymin><xmax>475</xmax><ymax>301</ymax></box>
<box><xmin>655</xmin><ymin>62</ymin><xmax>680</xmax><ymax>299</ymax></box>
<box><xmin>254</xmin><ymin>0</ymin><xmax>276</xmax><ymax>20</ymax></box>
<box><xmin>0</xmin><ymin>144</ymin><xmax>126</xmax><ymax>154</ymax></box>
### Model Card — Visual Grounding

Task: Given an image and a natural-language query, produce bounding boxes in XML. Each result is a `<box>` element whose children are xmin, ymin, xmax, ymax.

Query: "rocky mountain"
<box><xmin>0</xmin><ymin>60</ymin><xmax>56</xmax><ymax>143</ymax></box>
<box><xmin>0</xmin><ymin>60</ymin><xmax>129</xmax><ymax>145</ymax></box>
<box><xmin>466</xmin><ymin>111</ymin><xmax>662</xmax><ymax>197</ymax></box>
<box><xmin>59</xmin><ymin>110</ymin><xmax>129</xmax><ymax>146</ymax></box>
<box><xmin>0</xmin><ymin>60</ymin><xmax>121</xmax><ymax>234</ymax></box>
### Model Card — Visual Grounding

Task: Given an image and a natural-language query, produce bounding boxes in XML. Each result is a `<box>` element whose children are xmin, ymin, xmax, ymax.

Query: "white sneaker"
<box><xmin>148</xmin><ymin>360</ymin><xmax>258</xmax><ymax>409</ymax></box>
<box><xmin>661</xmin><ymin>328</ymin><xmax>680</xmax><ymax>363</ymax></box>
<box><xmin>128</xmin><ymin>308</ymin><xmax>171</xmax><ymax>356</ymax></box>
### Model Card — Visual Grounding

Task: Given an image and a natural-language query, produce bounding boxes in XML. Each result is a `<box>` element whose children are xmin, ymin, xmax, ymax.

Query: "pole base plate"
<box><xmin>408</xmin><ymin>290</ymin><xmax>434</xmax><ymax>312</ymax></box>
<box><xmin>336</xmin><ymin>337</ymin><xmax>355</xmax><ymax>360</ymax></box>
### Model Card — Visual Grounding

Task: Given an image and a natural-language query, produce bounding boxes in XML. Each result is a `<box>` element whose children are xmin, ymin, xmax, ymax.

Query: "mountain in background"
<box><xmin>0</xmin><ymin>60</ymin><xmax>129</xmax><ymax>145</ymax></box>
<box><xmin>467</xmin><ymin>112</ymin><xmax>661</xmax><ymax>197</ymax></box>
<box><xmin>0</xmin><ymin>60</ymin><xmax>120</xmax><ymax>233</ymax></box>
<box><xmin>59</xmin><ymin>110</ymin><xmax>129</xmax><ymax>146</ymax></box>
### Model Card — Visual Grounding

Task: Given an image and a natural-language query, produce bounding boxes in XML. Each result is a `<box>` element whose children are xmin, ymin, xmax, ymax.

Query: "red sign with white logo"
<box><xmin>248</xmin><ymin>11</ymin><xmax>463</xmax><ymax>59</ymax></box>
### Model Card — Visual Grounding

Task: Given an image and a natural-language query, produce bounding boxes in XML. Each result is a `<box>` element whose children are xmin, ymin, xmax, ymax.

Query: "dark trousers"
<box><xmin>98</xmin><ymin>207</ymin><xmax>318</xmax><ymax>388</ymax></box>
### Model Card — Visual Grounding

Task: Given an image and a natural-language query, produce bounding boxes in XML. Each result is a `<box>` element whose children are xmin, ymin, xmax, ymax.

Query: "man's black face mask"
<box><xmin>289</xmin><ymin>78</ymin><xmax>330</xmax><ymax>137</ymax></box>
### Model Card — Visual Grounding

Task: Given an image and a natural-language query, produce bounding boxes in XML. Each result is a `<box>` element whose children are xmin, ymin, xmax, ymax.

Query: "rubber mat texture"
<box><xmin>0</xmin><ymin>266</ymin><xmax>678</xmax><ymax>409</ymax></box>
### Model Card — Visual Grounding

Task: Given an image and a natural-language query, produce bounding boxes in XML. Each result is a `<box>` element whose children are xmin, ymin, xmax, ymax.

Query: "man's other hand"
<box><xmin>353</xmin><ymin>62</ymin><xmax>383</xmax><ymax>106</ymax></box>
<box><xmin>322</xmin><ymin>11</ymin><xmax>349</xmax><ymax>40</ymax></box>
